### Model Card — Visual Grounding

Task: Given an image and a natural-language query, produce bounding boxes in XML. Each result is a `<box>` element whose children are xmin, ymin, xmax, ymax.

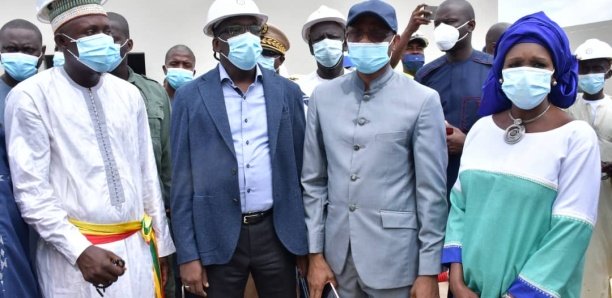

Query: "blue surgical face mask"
<box><xmin>402</xmin><ymin>53</ymin><xmax>425</xmax><ymax>74</ymax></box>
<box><xmin>313</xmin><ymin>39</ymin><xmax>343</xmax><ymax>68</ymax></box>
<box><xmin>347</xmin><ymin>37</ymin><xmax>394</xmax><ymax>74</ymax></box>
<box><xmin>166</xmin><ymin>68</ymin><xmax>194</xmax><ymax>90</ymax></box>
<box><xmin>257</xmin><ymin>55</ymin><xmax>277</xmax><ymax>71</ymax></box>
<box><xmin>0</xmin><ymin>52</ymin><xmax>40</xmax><ymax>81</ymax></box>
<box><xmin>218</xmin><ymin>32</ymin><xmax>262</xmax><ymax>70</ymax></box>
<box><xmin>53</xmin><ymin>51</ymin><xmax>65</xmax><ymax>67</ymax></box>
<box><xmin>501</xmin><ymin>67</ymin><xmax>554</xmax><ymax>110</ymax></box>
<box><xmin>579</xmin><ymin>73</ymin><xmax>606</xmax><ymax>95</ymax></box>
<box><xmin>108</xmin><ymin>40</ymin><xmax>130</xmax><ymax>72</ymax></box>
<box><xmin>63</xmin><ymin>33</ymin><xmax>121</xmax><ymax>73</ymax></box>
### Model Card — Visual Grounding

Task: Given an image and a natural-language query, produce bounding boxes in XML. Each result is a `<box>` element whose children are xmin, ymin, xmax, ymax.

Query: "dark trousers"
<box><xmin>185</xmin><ymin>214</ymin><xmax>297</xmax><ymax>298</ymax></box>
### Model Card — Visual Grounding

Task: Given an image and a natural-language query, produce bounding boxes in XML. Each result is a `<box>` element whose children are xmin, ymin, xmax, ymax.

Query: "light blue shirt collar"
<box><xmin>218</xmin><ymin>63</ymin><xmax>263</xmax><ymax>86</ymax></box>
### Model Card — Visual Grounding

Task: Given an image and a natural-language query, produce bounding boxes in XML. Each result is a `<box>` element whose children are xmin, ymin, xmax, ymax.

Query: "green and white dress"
<box><xmin>442</xmin><ymin>116</ymin><xmax>601</xmax><ymax>298</ymax></box>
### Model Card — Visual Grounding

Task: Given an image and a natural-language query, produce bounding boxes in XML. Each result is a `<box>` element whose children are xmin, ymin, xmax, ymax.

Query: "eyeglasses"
<box><xmin>346</xmin><ymin>29</ymin><xmax>394</xmax><ymax>43</ymax></box>
<box><xmin>217</xmin><ymin>24</ymin><xmax>262</xmax><ymax>38</ymax></box>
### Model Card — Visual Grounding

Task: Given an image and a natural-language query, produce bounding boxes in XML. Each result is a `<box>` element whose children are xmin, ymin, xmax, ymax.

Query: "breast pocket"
<box><xmin>147</xmin><ymin>118</ymin><xmax>162</xmax><ymax>161</ymax></box>
<box><xmin>374</xmin><ymin>132</ymin><xmax>410</xmax><ymax>174</ymax></box>
<box><xmin>598</xmin><ymin>127</ymin><xmax>612</xmax><ymax>143</ymax></box>
<box><xmin>598</xmin><ymin>132</ymin><xmax>612</xmax><ymax>161</ymax></box>
<box><xmin>147</xmin><ymin>104</ymin><xmax>164</xmax><ymax>159</ymax></box>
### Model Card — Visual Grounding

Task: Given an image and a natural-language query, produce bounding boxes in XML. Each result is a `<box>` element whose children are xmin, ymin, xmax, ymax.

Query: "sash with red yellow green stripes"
<box><xmin>69</xmin><ymin>215</ymin><xmax>164</xmax><ymax>298</ymax></box>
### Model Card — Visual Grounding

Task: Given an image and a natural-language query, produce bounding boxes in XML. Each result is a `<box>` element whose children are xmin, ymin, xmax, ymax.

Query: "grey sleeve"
<box><xmin>300</xmin><ymin>87</ymin><xmax>328</xmax><ymax>254</ymax></box>
<box><xmin>411</xmin><ymin>90</ymin><xmax>449</xmax><ymax>275</ymax></box>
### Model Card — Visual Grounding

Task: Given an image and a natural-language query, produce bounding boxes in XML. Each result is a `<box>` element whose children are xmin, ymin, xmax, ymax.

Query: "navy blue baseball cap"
<box><xmin>347</xmin><ymin>0</ymin><xmax>398</xmax><ymax>33</ymax></box>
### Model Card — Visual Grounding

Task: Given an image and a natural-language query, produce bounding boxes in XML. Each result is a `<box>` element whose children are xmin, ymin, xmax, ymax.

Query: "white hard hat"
<box><xmin>203</xmin><ymin>0</ymin><xmax>268</xmax><ymax>37</ymax></box>
<box><xmin>575</xmin><ymin>38</ymin><xmax>612</xmax><ymax>61</ymax></box>
<box><xmin>36</xmin><ymin>0</ymin><xmax>108</xmax><ymax>23</ymax></box>
<box><xmin>409</xmin><ymin>31</ymin><xmax>429</xmax><ymax>47</ymax></box>
<box><xmin>301</xmin><ymin>5</ymin><xmax>346</xmax><ymax>43</ymax></box>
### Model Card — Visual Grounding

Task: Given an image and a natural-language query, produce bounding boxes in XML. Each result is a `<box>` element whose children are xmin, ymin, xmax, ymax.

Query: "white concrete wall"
<box><xmin>2</xmin><ymin>0</ymin><xmax>498</xmax><ymax>83</ymax></box>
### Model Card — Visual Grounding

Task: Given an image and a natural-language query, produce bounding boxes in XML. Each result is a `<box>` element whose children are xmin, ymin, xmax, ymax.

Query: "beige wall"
<box><xmin>2</xmin><ymin>0</ymin><xmax>498</xmax><ymax>83</ymax></box>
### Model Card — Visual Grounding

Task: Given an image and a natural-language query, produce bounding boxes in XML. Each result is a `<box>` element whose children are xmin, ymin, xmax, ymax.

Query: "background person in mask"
<box><xmin>163</xmin><ymin>44</ymin><xmax>196</xmax><ymax>100</ymax></box>
<box><xmin>399</xmin><ymin>32</ymin><xmax>428</xmax><ymax>78</ymax></box>
<box><xmin>258</xmin><ymin>23</ymin><xmax>289</xmax><ymax>74</ymax></box>
<box><xmin>415</xmin><ymin>0</ymin><xmax>492</xmax><ymax>197</ymax></box>
<box><xmin>444</xmin><ymin>12</ymin><xmax>600</xmax><ymax>298</ymax></box>
<box><xmin>107</xmin><ymin>11</ymin><xmax>173</xmax><ymax>296</ymax></box>
<box><xmin>0</xmin><ymin>19</ymin><xmax>46</xmax><ymax>126</ymax></box>
<box><xmin>302</xmin><ymin>0</ymin><xmax>448</xmax><ymax>297</ymax></box>
<box><xmin>294</xmin><ymin>5</ymin><xmax>347</xmax><ymax>109</ymax></box>
<box><xmin>6</xmin><ymin>0</ymin><xmax>175</xmax><ymax>296</ymax></box>
<box><xmin>567</xmin><ymin>38</ymin><xmax>612</xmax><ymax>298</ymax></box>
<box><xmin>0</xmin><ymin>18</ymin><xmax>44</xmax><ymax>298</ymax></box>
<box><xmin>171</xmin><ymin>0</ymin><xmax>308</xmax><ymax>296</ymax></box>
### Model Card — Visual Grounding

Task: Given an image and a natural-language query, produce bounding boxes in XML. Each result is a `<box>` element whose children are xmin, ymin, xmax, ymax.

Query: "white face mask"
<box><xmin>434</xmin><ymin>21</ymin><xmax>470</xmax><ymax>51</ymax></box>
<box><xmin>313</xmin><ymin>39</ymin><xmax>344</xmax><ymax>68</ymax></box>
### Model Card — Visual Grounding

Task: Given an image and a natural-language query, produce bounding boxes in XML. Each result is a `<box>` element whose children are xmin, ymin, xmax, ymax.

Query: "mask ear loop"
<box><xmin>57</xmin><ymin>33</ymin><xmax>80</xmax><ymax>59</ymax></box>
<box><xmin>455</xmin><ymin>20</ymin><xmax>473</xmax><ymax>43</ymax></box>
<box><xmin>213</xmin><ymin>36</ymin><xmax>229</xmax><ymax>62</ymax></box>
<box><xmin>387</xmin><ymin>36</ymin><xmax>397</xmax><ymax>58</ymax></box>
<box><xmin>113</xmin><ymin>40</ymin><xmax>131</xmax><ymax>66</ymax></box>
<box><xmin>605</xmin><ymin>66</ymin><xmax>612</xmax><ymax>79</ymax></box>
<box><xmin>58</xmin><ymin>33</ymin><xmax>82</xmax><ymax>62</ymax></box>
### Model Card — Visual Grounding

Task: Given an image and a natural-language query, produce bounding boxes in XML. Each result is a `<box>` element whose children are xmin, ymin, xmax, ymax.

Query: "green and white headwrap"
<box><xmin>37</xmin><ymin>0</ymin><xmax>107</xmax><ymax>32</ymax></box>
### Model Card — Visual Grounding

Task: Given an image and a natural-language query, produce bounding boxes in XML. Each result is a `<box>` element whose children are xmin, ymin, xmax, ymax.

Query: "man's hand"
<box><xmin>159</xmin><ymin>256</ymin><xmax>169</xmax><ymax>288</ymax></box>
<box><xmin>180</xmin><ymin>260</ymin><xmax>209</xmax><ymax>297</ymax></box>
<box><xmin>446</xmin><ymin>123</ymin><xmax>466</xmax><ymax>155</ymax></box>
<box><xmin>449</xmin><ymin>263</ymin><xmax>479</xmax><ymax>298</ymax></box>
<box><xmin>307</xmin><ymin>253</ymin><xmax>336</xmax><ymax>298</ymax></box>
<box><xmin>76</xmin><ymin>245</ymin><xmax>126</xmax><ymax>287</ymax></box>
<box><xmin>406</xmin><ymin>4</ymin><xmax>433</xmax><ymax>34</ymax></box>
<box><xmin>390</xmin><ymin>4</ymin><xmax>433</xmax><ymax>68</ymax></box>
<box><xmin>410</xmin><ymin>275</ymin><xmax>439</xmax><ymax>298</ymax></box>
<box><xmin>297</xmin><ymin>255</ymin><xmax>309</xmax><ymax>277</ymax></box>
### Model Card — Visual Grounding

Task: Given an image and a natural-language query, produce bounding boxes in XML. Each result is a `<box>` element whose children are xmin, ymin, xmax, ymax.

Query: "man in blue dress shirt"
<box><xmin>171</xmin><ymin>0</ymin><xmax>308</xmax><ymax>297</ymax></box>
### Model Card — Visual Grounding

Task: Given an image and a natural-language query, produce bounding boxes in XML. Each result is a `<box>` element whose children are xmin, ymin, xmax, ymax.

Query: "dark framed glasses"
<box><xmin>346</xmin><ymin>29</ymin><xmax>394</xmax><ymax>43</ymax></box>
<box><xmin>218</xmin><ymin>24</ymin><xmax>263</xmax><ymax>38</ymax></box>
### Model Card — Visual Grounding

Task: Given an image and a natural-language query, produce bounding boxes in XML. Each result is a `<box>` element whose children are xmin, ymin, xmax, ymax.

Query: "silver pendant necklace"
<box><xmin>504</xmin><ymin>104</ymin><xmax>551</xmax><ymax>144</ymax></box>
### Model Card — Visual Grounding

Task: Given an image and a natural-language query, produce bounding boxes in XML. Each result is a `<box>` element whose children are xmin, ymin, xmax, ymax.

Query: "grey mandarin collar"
<box><xmin>350</xmin><ymin>65</ymin><xmax>394</xmax><ymax>96</ymax></box>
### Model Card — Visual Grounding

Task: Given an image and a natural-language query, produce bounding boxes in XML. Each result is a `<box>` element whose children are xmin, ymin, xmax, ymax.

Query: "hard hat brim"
<box><xmin>204</xmin><ymin>13</ymin><xmax>268</xmax><ymax>37</ymax></box>
<box><xmin>301</xmin><ymin>16</ymin><xmax>346</xmax><ymax>43</ymax></box>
